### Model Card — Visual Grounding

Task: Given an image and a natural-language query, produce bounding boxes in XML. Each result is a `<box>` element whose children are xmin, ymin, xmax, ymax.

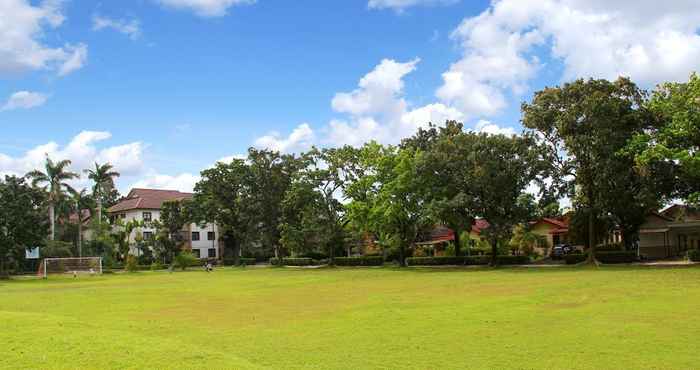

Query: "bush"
<box><xmin>405</xmin><ymin>255</ymin><xmax>529</xmax><ymax>266</ymax></box>
<box><xmin>269</xmin><ymin>257</ymin><xmax>314</xmax><ymax>266</ymax></box>
<box><xmin>688</xmin><ymin>249</ymin><xmax>700</xmax><ymax>262</ymax></box>
<box><xmin>595</xmin><ymin>251</ymin><xmax>637</xmax><ymax>263</ymax></box>
<box><xmin>42</xmin><ymin>241</ymin><xmax>73</xmax><ymax>258</ymax></box>
<box><xmin>223</xmin><ymin>258</ymin><xmax>256</xmax><ymax>266</ymax></box>
<box><xmin>565</xmin><ymin>251</ymin><xmax>637</xmax><ymax>264</ymax></box>
<box><xmin>596</xmin><ymin>244</ymin><xmax>623</xmax><ymax>252</ymax></box>
<box><xmin>174</xmin><ymin>252</ymin><xmax>200</xmax><ymax>270</ymax></box>
<box><xmin>150</xmin><ymin>262</ymin><xmax>165</xmax><ymax>271</ymax></box>
<box><xmin>298</xmin><ymin>252</ymin><xmax>328</xmax><ymax>260</ymax></box>
<box><xmin>125</xmin><ymin>255</ymin><xmax>139</xmax><ymax>272</ymax></box>
<box><xmin>332</xmin><ymin>256</ymin><xmax>384</xmax><ymax>266</ymax></box>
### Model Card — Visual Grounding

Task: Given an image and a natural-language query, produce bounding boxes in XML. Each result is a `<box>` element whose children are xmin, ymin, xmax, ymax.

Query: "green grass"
<box><xmin>2</xmin><ymin>266</ymin><xmax>700</xmax><ymax>369</ymax></box>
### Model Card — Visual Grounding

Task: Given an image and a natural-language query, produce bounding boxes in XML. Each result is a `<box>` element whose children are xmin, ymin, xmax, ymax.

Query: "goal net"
<box><xmin>39</xmin><ymin>257</ymin><xmax>103</xmax><ymax>278</ymax></box>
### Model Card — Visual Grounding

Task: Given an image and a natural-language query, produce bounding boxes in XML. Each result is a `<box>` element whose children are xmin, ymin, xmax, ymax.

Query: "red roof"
<box><xmin>421</xmin><ymin>219</ymin><xmax>490</xmax><ymax>244</ymax></box>
<box><xmin>107</xmin><ymin>188</ymin><xmax>193</xmax><ymax>213</ymax></box>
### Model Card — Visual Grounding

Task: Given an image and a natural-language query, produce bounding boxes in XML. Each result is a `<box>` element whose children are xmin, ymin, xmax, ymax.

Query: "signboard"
<box><xmin>26</xmin><ymin>247</ymin><xmax>40</xmax><ymax>259</ymax></box>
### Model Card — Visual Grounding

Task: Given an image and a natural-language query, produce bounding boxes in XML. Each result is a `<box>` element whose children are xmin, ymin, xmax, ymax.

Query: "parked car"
<box><xmin>551</xmin><ymin>244</ymin><xmax>575</xmax><ymax>259</ymax></box>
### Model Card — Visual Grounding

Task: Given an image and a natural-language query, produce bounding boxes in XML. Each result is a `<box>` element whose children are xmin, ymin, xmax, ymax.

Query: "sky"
<box><xmin>1</xmin><ymin>0</ymin><xmax>700</xmax><ymax>194</ymax></box>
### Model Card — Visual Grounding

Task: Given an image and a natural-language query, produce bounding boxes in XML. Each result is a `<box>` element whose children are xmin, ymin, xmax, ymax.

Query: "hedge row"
<box><xmin>688</xmin><ymin>249</ymin><xmax>700</xmax><ymax>262</ymax></box>
<box><xmin>332</xmin><ymin>256</ymin><xmax>384</xmax><ymax>266</ymax></box>
<box><xmin>405</xmin><ymin>255</ymin><xmax>530</xmax><ymax>266</ymax></box>
<box><xmin>565</xmin><ymin>251</ymin><xmax>638</xmax><ymax>264</ymax></box>
<box><xmin>223</xmin><ymin>258</ymin><xmax>257</xmax><ymax>266</ymax></box>
<box><xmin>269</xmin><ymin>257</ymin><xmax>315</xmax><ymax>266</ymax></box>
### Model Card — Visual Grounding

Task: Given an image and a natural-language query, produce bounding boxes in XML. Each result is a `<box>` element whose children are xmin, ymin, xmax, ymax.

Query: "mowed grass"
<box><xmin>2</xmin><ymin>266</ymin><xmax>700</xmax><ymax>369</ymax></box>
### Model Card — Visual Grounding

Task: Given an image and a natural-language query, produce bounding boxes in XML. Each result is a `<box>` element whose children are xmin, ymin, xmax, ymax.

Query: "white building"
<box><xmin>107</xmin><ymin>188</ymin><xmax>222</xmax><ymax>260</ymax></box>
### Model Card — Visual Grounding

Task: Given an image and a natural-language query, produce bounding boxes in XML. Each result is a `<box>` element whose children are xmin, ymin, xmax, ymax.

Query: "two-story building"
<box><xmin>107</xmin><ymin>188</ymin><xmax>223</xmax><ymax>260</ymax></box>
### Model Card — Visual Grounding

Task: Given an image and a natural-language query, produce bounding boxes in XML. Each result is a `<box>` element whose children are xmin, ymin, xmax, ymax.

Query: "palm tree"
<box><xmin>85</xmin><ymin>162</ymin><xmax>120</xmax><ymax>226</ymax></box>
<box><xmin>69</xmin><ymin>188</ymin><xmax>92</xmax><ymax>257</ymax></box>
<box><xmin>27</xmin><ymin>156</ymin><xmax>79</xmax><ymax>241</ymax></box>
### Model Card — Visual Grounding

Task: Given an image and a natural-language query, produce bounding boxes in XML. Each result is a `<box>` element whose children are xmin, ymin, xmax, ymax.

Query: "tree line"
<box><xmin>1</xmin><ymin>74</ymin><xmax>698</xmax><ymax>274</ymax></box>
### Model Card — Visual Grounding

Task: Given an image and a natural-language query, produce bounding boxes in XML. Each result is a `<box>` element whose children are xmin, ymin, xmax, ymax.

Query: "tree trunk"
<box><xmin>97</xmin><ymin>197</ymin><xmax>103</xmax><ymax>226</ymax></box>
<box><xmin>77</xmin><ymin>211</ymin><xmax>82</xmax><ymax>258</ymax></box>
<box><xmin>49</xmin><ymin>204</ymin><xmax>55</xmax><ymax>241</ymax></box>
<box><xmin>398</xmin><ymin>243</ymin><xmax>406</xmax><ymax>267</ymax></box>
<box><xmin>587</xmin><ymin>208</ymin><xmax>596</xmax><ymax>264</ymax></box>
<box><xmin>490</xmin><ymin>237</ymin><xmax>499</xmax><ymax>267</ymax></box>
<box><xmin>453</xmin><ymin>228</ymin><xmax>462</xmax><ymax>257</ymax></box>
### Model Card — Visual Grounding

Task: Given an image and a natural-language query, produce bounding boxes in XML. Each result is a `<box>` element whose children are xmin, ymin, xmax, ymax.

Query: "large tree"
<box><xmin>85</xmin><ymin>162</ymin><xmax>120</xmax><ymax>225</ymax></box>
<box><xmin>522</xmin><ymin>77</ymin><xmax>651</xmax><ymax>262</ymax></box>
<box><xmin>246</xmin><ymin>148</ymin><xmax>300</xmax><ymax>259</ymax></box>
<box><xmin>0</xmin><ymin>176</ymin><xmax>48</xmax><ymax>277</ymax></box>
<box><xmin>194</xmin><ymin>159</ymin><xmax>251</xmax><ymax>266</ymax></box>
<box><xmin>27</xmin><ymin>156</ymin><xmax>79</xmax><ymax>241</ymax></box>
<box><xmin>629</xmin><ymin>73</ymin><xmax>700</xmax><ymax>204</ymax></box>
<box><xmin>67</xmin><ymin>188</ymin><xmax>93</xmax><ymax>257</ymax></box>
<box><xmin>156</xmin><ymin>199</ymin><xmax>193</xmax><ymax>263</ymax></box>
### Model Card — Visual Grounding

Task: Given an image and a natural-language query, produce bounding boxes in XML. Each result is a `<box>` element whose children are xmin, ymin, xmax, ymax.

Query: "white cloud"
<box><xmin>0</xmin><ymin>0</ymin><xmax>87</xmax><ymax>77</ymax></box>
<box><xmin>1</xmin><ymin>91</ymin><xmax>48</xmax><ymax>111</ymax></box>
<box><xmin>92</xmin><ymin>15</ymin><xmax>141</xmax><ymax>40</ymax></box>
<box><xmin>130</xmin><ymin>172</ymin><xmax>200</xmax><ymax>193</ymax></box>
<box><xmin>254</xmin><ymin>123</ymin><xmax>315</xmax><ymax>153</ymax></box>
<box><xmin>155</xmin><ymin>0</ymin><xmax>255</xmax><ymax>17</ymax></box>
<box><xmin>368</xmin><ymin>0</ymin><xmax>458</xmax><ymax>11</ymax></box>
<box><xmin>474</xmin><ymin>119</ymin><xmax>516</xmax><ymax>136</ymax></box>
<box><xmin>438</xmin><ymin>0</ymin><xmax>700</xmax><ymax>117</ymax></box>
<box><xmin>0</xmin><ymin>131</ymin><xmax>145</xmax><ymax>191</ymax></box>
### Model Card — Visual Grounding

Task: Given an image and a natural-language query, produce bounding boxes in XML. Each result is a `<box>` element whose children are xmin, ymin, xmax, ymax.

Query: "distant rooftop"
<box><xmin>107</xmin><ymin>188</ymin><xmax>193</xmax><ymax>213</ymax></box>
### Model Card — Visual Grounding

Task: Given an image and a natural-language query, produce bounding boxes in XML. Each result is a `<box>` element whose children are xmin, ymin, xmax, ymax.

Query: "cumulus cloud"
<box><xmin>254</xmin><ymin>123</ymin><xmax>315</xmax><ymax>153</ymax></box>
<box><xmin>0</xmin><ymin>131</ymin><xmax>145</xmax><ymax>190</ymax></box>
<box><xmin>1</xmin><ymin>91</ymin><xmax>48</xmax><ymax>111</ymax></box>
<box><xmin>155</xmin><ymin>0</ymin><xmax>255</xmax><ymax>17</ymax></box>
<box><xmin>368</xmin><ymin>0</ymin><xmax>459</xmax><ymax>11</ymax></box>
<box><xmin>438</xmin><ymin>0</ymin><xmax>700</xmax><ymax>117</ymax></box>
<box><xmin>0</xmin><ymin>0</ymin><xmax>88</xmax><ymax>77</ymax></box>
<box><xmin>92</xmin><ymin>15</ymin><xmax>141</xmax><ymax>40</ymax></box>
<box><xmin>473</xmin><ymin>119</ymin><xmax>516</xmax><ymax>136</ymax></box>
<box><xmin>130</xmin><ymin>172</ymin><xmax>200</xmax><ymax>193</ymax></box>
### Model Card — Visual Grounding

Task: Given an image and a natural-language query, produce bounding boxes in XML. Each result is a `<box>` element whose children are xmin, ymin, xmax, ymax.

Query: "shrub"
<box><xmin>298</xmin><ymin>252</ymin><xmax>328</xmax><ymax>260</ymax></box>
<box><xmin>332</xmin><ymin>256</ymin><xmax>384</xmax><ymax>266</ymax></box>
<box><xmin>174</xmin><ymin>252</ymin><xmax>199</xmax><ymax>271</ymax></box>
<box><xmin>269</xmin><ymin>257</ymin><xmax>314</xmax><ymax>266</ymax></box>
<box><xmin>125</xmin><ymin>255</ymin><xmax>139</xmax><ymax>272</ymax></box>
<box><xmin>269</xmin><ymin>257</ymin><xmax>281</xmax><ymax>266</ymax></box>
<box><xmin>150</xmin><ymin>262</ymin><xmax>165</xmax><ymax>271</ymax></box>
<box><xmin>564</xmin><ymin>253</ymin><xmax>587</xmax><ymax>265</ymax></box>
<box><xmin>595</xmin><ymin>251</ymin><xmax>637</xmax><ymax>264</ymax></box>
<box><xmin>688</xmin><ymin>249</ymin><xmax>700</xmax><ymax>262</ymax></box>
<box><xmin>496</xmin><ymin>255</ymin><xmax>531</xmax><ymax>265</ymax></box>
<box><xmin>42</xmin><ymin>241</ymin><xmax>73</xmax><ymax>258</ymax></box>
<box><xmin>224</xmin><ymin>258</ymin><xmax>256</xmax><ymax>266</ymax></box>
<box><xmin>596</xmin><ymin>244</ymin><xmax>624</xmax><ymax>252</ymax></box>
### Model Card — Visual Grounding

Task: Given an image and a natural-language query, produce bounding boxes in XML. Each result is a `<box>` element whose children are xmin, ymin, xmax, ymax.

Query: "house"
<box><xmin>638</xmin><ymin>205</ymin><xmax>700</xmax><ymax>259</ymax></box>
<box><xmin>529</xmin><ymin>217</ymin><xmax>570</xmax><ymax>251</ymax></box>
<box><xmin>107</xmin><ymin>188</ymin><xmax>223</xmax><ymax>260</ymax></box>
<box><xmin>414</xmin><ymin>219</ymin><xmax>490</xmax><ymax>256</ymax></box>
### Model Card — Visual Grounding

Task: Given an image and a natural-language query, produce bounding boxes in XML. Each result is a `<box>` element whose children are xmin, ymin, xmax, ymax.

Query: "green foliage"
<box><xmin>174</xmin><ymin>252</ymin><xmax>199</xmax><ymax>270</ymax></box>
<box><xmin>0</xmin><ymin>176</ymin><xmax>48</xmax><ymax>275</ymax></box>
<box><xmin>150</xmin><ymin>262</ymin><xmax>165</xmax><ymax>271</ymax></box>
<box><xmin>125</xmin><ymin>255</ymin><xmax>139</xmax><ymax>272</ymax></box>
<box><xmin>224</xmin><ymin>258</ymin><xmax>256</xmax><ymax>266</ymax></box>
<box><xmin>84</xmin><ymin>162</ymin><xmax>120</xmax><ymax>224</ymax></box>
<box><xmin>269</xmin><ymin>257</ymin><xmax>314</xmax><ymax>266</ymax></box>
<box><xmin>332</xmin><ymin>256</ymin><xmax>384</xmax><ymax>266</ymax></box>
<box><xmin>564</xmin><ymin>253</ymin><xmax>588</xmax><ymax>265</ymax></box>
<box><xmin>688</xmin><ymin>249</ymin><xmax>700</xmax><ymax>262</ymax></box>
<box><xmin>405</xmin><ymin>255</ymin><xmax>530</xmax><ymax>266</ymax></box>
<box><xmin>42</xmin><ymin>240</ymin><xmax>74</xmax><ymax>258</ymax></box>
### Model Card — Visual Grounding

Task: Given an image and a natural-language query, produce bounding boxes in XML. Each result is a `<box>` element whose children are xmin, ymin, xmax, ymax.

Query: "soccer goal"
<box><xmin>39</xmin><ymin>257</ymin><xmax>103</xmax><ymax>278</ymax></box>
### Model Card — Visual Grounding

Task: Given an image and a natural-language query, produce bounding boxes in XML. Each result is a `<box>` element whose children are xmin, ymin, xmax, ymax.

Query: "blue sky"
<box><xmin>1</xmin><ymin>0</ymin><xmax>699</xmax><ymax>192</ymax></box>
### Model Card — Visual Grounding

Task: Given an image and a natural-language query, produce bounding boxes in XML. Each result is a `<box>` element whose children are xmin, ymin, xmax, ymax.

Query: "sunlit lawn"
<box><xmin>1</xmin><ymin>265</ymin><xmax>699</xmax><ymax>369</ymax></box>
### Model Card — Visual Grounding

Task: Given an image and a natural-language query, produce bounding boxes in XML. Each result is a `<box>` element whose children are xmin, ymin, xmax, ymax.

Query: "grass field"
<box><xmin>2</xmin><ymin>266</ymin><xmax>700</xmax><ymax>369</ymax></box>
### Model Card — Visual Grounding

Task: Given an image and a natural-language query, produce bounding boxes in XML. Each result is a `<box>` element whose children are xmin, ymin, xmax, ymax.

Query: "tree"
<box><xmin>629</xmin><ymin>73</ymin><xmax>700</xmax><ymax>204</ymax></box>
<box><xmin>246</xmin><ymin>148</ymin><xmax>300</xmax><ymax>259</ymax></box>
<box><xmin>85</xmin><ymin>162</ymin><xmax>120</xmax><ymax>225</ymax></box>
<box><xmin>280</xmin><ymin>147</ymin><xmax>359</xmax><ymax>262</ymax></box>
<box><xmin>414</xmin><ymin>121</ymin><xmax>478</xmax><ymax>257</ymax></box>
<box><xmin>469</xmin><ymin>133</ymin><xmax>542</xmax><ymax>265</ymax></box>
<box><xmin>0</xmin><ymin>176</ymin><xmax>48</xmax><ymax>277</ymax></box>
<box><xmin>67</xmin><ymin>188</ymin><xmax>93</xmax><ymax>257</ymax></box>
<box><xmin>522</xmin><ymin>77</ymin><xmax>651</xmax><ymax>262</ymax></box>
<box><xmin>194</xmin><ymin>159</ymin><xmax>251</xmax><ymax>266</ymax></box>
<box><xmin>156</xmin><ymin>199</ymin><xmax>193</xmax><ymax>263</ymax></box>
<box><xmin>27</xmin><ymin>156</ymin><xmax>79</xmax><ymax>241</ymax></box>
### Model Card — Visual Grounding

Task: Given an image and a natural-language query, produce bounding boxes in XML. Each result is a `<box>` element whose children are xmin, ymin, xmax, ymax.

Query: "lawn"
<box><xmin>1</xmin><ymin>266</ymin><xmax>699</xmax><ymax>369</ymax></box>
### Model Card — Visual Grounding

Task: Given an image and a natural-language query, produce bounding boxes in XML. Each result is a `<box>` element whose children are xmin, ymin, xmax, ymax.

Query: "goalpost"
<box><xmin>38</xmin><ymin>257</ymin><xmax>103</xmax><ymax>278</ymax></box>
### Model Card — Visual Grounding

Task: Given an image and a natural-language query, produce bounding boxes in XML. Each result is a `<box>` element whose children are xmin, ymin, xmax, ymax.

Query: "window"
<box><xmin>207</xmin><ymin>231</ymin><xmax>215</xmax><ymax>241</ymax></box>
<box><xmin>208</xmin><ymin>248</ymin><xmax>216</xmax><ymax>258</ymax></box>
<box><xmin>143</xmin><ymin>231</ymin><xmax>153</xmax><ymax>240</ymax></box>
<box><xmin>191</xmin><ymin>232</ymin><xmax>200</xmax><ymax>241</ymax></box>
<box><xmin>142</xmin><ymin>212</ymin><xmax>152</xmax><ymax>222</ymax></box>
<box><xmin>192</xmin><ymin>249</ymin><xmax>201</xmax><ymax>258</ymax></box>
